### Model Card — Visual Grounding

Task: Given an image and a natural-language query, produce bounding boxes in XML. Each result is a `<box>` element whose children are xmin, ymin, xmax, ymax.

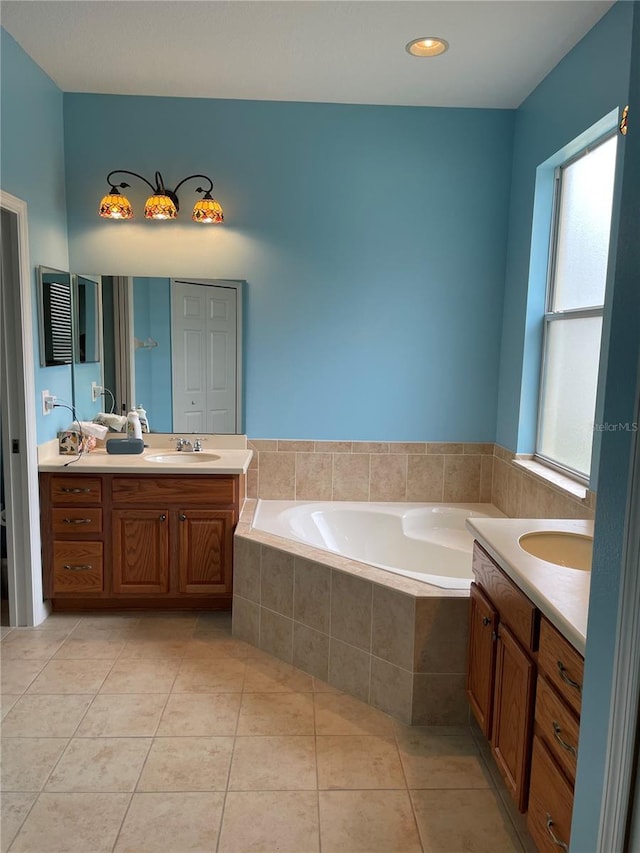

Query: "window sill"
<box><xmin>512</xmin><ymin>456</ymin><xmax>590</xmax><ymax>502</ymax></box>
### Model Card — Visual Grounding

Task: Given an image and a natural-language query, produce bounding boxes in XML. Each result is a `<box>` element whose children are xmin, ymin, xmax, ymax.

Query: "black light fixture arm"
<box><xmin>105</xmin><ymin>170</ymin><xmax>215</xmax><ymax>212</ymax></box>
<box><xmin>172</xmin><ymin>174</ymin><xmax>215</xmax><ymax>199</ymax></box>
<box><xmin>106</xmin><ymin>169</ymin><xmax>158</xmax><ymax>194</ymax></box>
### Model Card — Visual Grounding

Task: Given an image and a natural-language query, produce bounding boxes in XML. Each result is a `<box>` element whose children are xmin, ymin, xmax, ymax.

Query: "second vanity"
<box><xmin>38</xmin><ymin>436</ymin><xmax>252</xmax><ymax>611</ymax></box>
<box><xmin>465</xmin><ymin>516</ymin><xmax>593</xmax><ymax>853</ymax></box>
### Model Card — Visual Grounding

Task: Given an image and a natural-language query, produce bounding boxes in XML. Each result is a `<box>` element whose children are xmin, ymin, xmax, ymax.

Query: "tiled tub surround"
<box><xmin>246</xmin><ymin>439</ymin><xmax>595</xmax><ymax>520</ymax></box>
<box><xmin>233</xmin><ymin>503</ymin><xmax>471</xmax><ymax>726</ymax></box>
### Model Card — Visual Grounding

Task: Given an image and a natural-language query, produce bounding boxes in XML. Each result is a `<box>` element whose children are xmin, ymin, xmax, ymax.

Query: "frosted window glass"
<box><xmin>553</xmin><ymin>136</ymin><xmax>617</xmax><ymax>311</ymax></box>
<box><xmin>538</xmin><ymin>316</ymin><xmax>603</xmax><ymax>476</ymax></box>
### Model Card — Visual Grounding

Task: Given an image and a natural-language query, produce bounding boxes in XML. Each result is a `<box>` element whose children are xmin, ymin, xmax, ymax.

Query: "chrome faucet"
<box><xmin>175</xmin><ymin>438</ymin><xmax>193</xmax><ymax>452</ymax></box>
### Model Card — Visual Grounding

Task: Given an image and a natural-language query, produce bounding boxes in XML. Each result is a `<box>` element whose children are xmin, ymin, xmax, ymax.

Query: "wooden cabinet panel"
<box><xmin>491</xmin><ymin>623</ymin><xmax>536</xmax><ymax>812</ymax></box>
<box><xmin>527</xmin><ymin>735</ymin><xmax>574</xmax><ymax>852</ymax></box>
<box><xmin>50</xmin><ymin>476</ymin><xmax>102</xmax><ymax>504</ymax></box>
<box><xmin>472</xmin><ymin>543</ymin><xmax>537</xmax><ymax>652</ymax></box>
<box><xmin>53</xmin><ymin>542</ymin><xmax>103</xmax><ymax>593</ymax></box>
<box><xmin>112</xmin><ymin>477</ymin><xmax>235</xmax><ymax>505</ymax></box>
<box><xmin>178</xmin><ymin>509</ymin><xmax>234</xmax><ymax>594</ymax></box>
<box><xmin>535</xmin><ymin>675</ymin><xmax>579</xmax><ymax>785</ymax></box>
<box><xmin>52</xmin><ymin>508</ymin><xmax>102</xmax><ymax>534</ymax></box>
<box><xmin>112</xmin><ymin>509</ymin><xmax>169</xmax><ymax>594</ymax></box>
<box><xmin>538</xmin><ymin>617</ymin><xmax>584</xmax><ymax>717</ymax></box>
<box><xmin>466</xmin><ymin>582</ymin><xmax>498</xmax><ymax>738</ymax></box>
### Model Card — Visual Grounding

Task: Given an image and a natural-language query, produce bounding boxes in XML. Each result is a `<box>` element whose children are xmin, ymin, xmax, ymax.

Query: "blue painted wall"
<box><xmin>495</xmin><ymin>1</ymin><xmax>633</xmax><ymax>456</ymax></box>
<box><xmin>133</xmin><ymin>277</ymin><xmax>173</xmax><ymax>433</ymax></box>
<box><xmin>0</xmin><ymin>29</ymin><xmax>71</xmax><ymax>441</ymax></box>
<box><xmin>64</xmin><ymin>94</ymin><xmax>514</xmax><ymax>440</ymax></box>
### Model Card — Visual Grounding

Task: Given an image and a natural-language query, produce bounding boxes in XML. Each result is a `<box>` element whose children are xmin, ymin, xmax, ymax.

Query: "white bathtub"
<box><xmin>251</xmin><ymin>500</ymin><xmax>504</xmax><ymax>590</ymax></box>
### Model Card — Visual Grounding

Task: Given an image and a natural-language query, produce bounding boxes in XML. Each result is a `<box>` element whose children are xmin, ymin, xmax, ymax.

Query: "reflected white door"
<box><xmin>172</xmin><ymin>281</ymin><xmax>238</xmax><ymax>433</ymax></box>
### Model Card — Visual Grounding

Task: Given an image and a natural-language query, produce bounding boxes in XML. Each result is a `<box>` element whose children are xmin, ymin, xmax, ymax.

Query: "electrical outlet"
<box><xmin>41</xmin><ymin>390</ymin><xmax>56</xmax><ymax>415</ymax></box>
<box><xmin>91</xmin><ymin>381</ymin><xmax>102</xmax><ymax>402</ymax></box>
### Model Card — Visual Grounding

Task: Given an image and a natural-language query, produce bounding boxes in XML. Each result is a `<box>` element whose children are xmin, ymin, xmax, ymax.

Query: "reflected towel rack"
<box><xmin>134</xmin><ymin>337</ymin><xmax>158</xmax><ymax>350</ymax></box>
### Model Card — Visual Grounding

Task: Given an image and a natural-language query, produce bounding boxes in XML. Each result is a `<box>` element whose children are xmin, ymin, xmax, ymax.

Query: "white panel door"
<box><xmin>172</xmin><ymin>281</ymin><xmax>237</xmax><ymax>433</ymax></box>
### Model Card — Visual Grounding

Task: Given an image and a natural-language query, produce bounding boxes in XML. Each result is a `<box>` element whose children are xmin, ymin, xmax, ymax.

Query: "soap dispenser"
<box><xmin>135</xmin><ymin>404</ymin><xmax>149</xmax><ymax>433</ymax></box>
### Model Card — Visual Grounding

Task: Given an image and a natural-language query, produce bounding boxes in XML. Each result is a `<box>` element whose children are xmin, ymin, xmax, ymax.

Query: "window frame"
<box><xmin>534</xmin><ymin>130</ymin><xmax>617</xmax><ymax>484</ymax></box>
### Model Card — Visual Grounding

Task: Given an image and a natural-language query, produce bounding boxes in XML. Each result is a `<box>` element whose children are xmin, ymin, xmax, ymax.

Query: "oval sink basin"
<box><xmin>518</xmin><ymin>531</ymin><xmax>593</xmax><ymax>571</ymax></box>
<box><xmin>145</xmin><ymin>453</ymin><xmax>221</xmax><ymax>464</ymax></box>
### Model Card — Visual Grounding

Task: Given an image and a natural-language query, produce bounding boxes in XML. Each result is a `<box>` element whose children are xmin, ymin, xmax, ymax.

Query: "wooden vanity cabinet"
<box><xmin>40</xmin><ymin>471</ymin><xmax>244</xmax><ymax>610</ymax></box>
<box><xmin>467</xmin><ymin>542</ymin><xmax>537</xmax><ymax>813</ymax></box>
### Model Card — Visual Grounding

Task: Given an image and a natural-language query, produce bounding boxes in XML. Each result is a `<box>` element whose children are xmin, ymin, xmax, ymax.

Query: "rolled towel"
<box><xmin>93</xmin><ymin>412</ymin><xmax>127</xmax><ymax>432</ymax></box>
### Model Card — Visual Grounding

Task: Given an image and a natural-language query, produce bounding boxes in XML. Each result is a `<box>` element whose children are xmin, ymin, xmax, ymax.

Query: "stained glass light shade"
<box><xmin>192</xmin><ymin>198</ymin><xmax>224</xmax><ymax>223</ymax></box>
<box><xmin>99</xmin><ymin>192</ymin><xmax>133</xmax><ymax>220</ymax></box>
<box><xmin>144</xmin><ymin>194</ymin><xmax>178</xmax><ymax>220</ymax></box>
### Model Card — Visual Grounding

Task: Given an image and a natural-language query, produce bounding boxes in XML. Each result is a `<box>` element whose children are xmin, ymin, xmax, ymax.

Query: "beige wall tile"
<box><xmin>390</xmin><ymin>442</ymin><xmax>426</xmax><ymax>454</ymax></box>
<box><xmin>411</xmin><ymin>673</ymin><xmax>469</xmax><ymax>726</ymax></box>
<box><xmin>443</xmin><ymin>455</ymin><xmax>481</xmax><ymax>502</ymax></box>
<box><xmin>371</xmin><ymin>587</ymin><xmax>415</xmax><ymax>670</ymax></box>
<box><xmin>465</xmin><ymin>443</ymin><xmax>495</xmax><ymax>455</ymax></box>
<box><xmin>315</xmin><ymin>441</ymin><xmax>352</xmax><ymax>453</ymax></box>
<box><xmin>295</xmin><ymin>453</ymin><xmax>333</xmax><ymax>500</ymax></box>
<box><xmin>406</xmin><ymin>455</ymin><xmax>445</xmax><ymax>502</ymax></box>
<box><xmin>427</xmin><ymin>442</ymin><xmax>464</xmax><ymax>454</ymax></box>
<box><xmin>248</xmin><ymin>439</ymin><xmax>277</xmax><ymax>451</ymax></box>
<box><xmin>259</xmin><ymin>608</ymin><xmax>294</xmax><ymax>663</ymax></box>
<box><xmin>330</xmin><ymin>571</ymin><xmax>372</xmax><ymax>651</ymax></box>
<box><xmin>246</xmin><ymin>468</ymin><xmax>258</xmax><ymax>499</ymax></box>
<box><xmin>293</xmin><ymin>623</ymin><xmax>330</xmax><ymax>682</ymax></box>
<box><xmin>369</xmin><ymin>658</ymin><xmax>413</xmax><ymax>725</ymax></box>
<box><xmin>261</xmin><ymin>547</ymin><xmax>294</xmax><ymax>616</ymax></box>
<box><xmin>414</xmin><ymin>598</ymin><xmax>469</xmax><ymax>674</ymax></box>
<box><xmin>370</xmin><ymin>455</ymin><xmax>407</xmax><ymax>501</ymax></box>
<box><xmin>278</xmin><ymin>440</ymin><xmax>315</xmax><ymax>452</ymax></box>
<box><xmin>328</xmin><ymin>639</ymin><xmax>371</xmax><ymax>702</ymax></box>
<box><xmin>233</xmin><ymin>537</ymin><xmax>261</xmax><ymax>603</ymax></box>
<box><xmin>492</xmin><ymin>457</ymin><xmax>509</xmax><ymax>514</ymax></box>
<box><xmin>319</xmin><ymin>790</ymin><xmax>422</xmax><ymax>853</ymax></box>
<box><xmin>480</xmin><ymin>456</ymin><xmax>494</xmax><ymax>503</ymax></box>
<box><xmin>294</xmin><ymin>558</ymin><xmax>331</xmax><ymax>633</ymax></box>
<box><xmin>316</xmin><ymin>734</ymin><xmax>405</xmax><ymax>790</ymax></box>
<box><xmin>354</xmin><ymin>442</ymin><xmax>390</xmax><ymax>454</ymax></box>
<box><xmin>258</xmin><ymin>451</ymin><xmax>295</xmax><ymax>499</ymax></box>
<box><xmin>218</xmin><ymin>791</ymin><xmax>319</xmax><ymax>853</ymax></box>
<box><xmin>332</xmin><ymin>454</ymin><xmax>370</xmax><ymax>500</ymax></box>
<box><xmin>232</xmin><ymin>596</ymin><xmax>260</xmax><ymax>647</ymax></box>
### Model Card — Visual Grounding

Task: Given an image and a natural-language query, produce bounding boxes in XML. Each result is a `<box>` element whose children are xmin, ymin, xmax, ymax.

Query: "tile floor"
<box><xmin>0</xmin><ymin>611</ymin><xmax>535</xmax><ymax>852</ymax></box>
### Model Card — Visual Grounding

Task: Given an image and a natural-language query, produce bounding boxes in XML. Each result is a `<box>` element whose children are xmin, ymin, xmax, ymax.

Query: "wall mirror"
<box><xmin>74</xmin><ymin>275</ymin><xmax>101</xmax><ymax>364</ymax></box>
<box><xmin>97</xmin><ymin>276</ymin><xmax>244</xmax><ymax>434</ymax></box>
<box><xmin>37</xmin><ymin>266</ymin><xmax>73</xmax><ymax>367</ymax></box>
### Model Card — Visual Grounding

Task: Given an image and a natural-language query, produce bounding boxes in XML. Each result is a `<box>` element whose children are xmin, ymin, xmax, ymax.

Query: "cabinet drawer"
<box><xmin>472</xmin><ymin>543</ymin><xmax>537</xmax><ymax>652</ymax></box>
<box><xmin>50</xmin><ymin>476</ymin><xmax>102</xmax><ymax>505</ymax></box>
<box><xmin>527</xmin><ymin>735</ymin><xmax>574</xmax><ymax>853</ymax></box>
<box><xmin>53</xmin><ymin>542</ymin><xmax>103</xmax><ymax>593</ymax></box>
<box><xmin>52</xmin><ymin>508</ymin><xmax>102</xmax><ymax>534</ymax></box>
<box><xmin>538</xmin><ymin>617</ymin><xmax>584</xmax><ymax>717</ymax></box>
<box><xmin>112</xmin><ymin>476</ymin><xmax>236</xmax><ymax>505</ymax></box>
<box><xmin>535</xmin><ymin>675</ymin><xmax>579</xmax><ymax>785</ymax></box>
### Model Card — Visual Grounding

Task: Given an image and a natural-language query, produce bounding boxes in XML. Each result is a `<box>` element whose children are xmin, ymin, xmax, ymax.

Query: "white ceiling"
<box><xmin>1</xmin><ymin>0</ymin><xmax>614</xmax><ymax>109</ymax></box>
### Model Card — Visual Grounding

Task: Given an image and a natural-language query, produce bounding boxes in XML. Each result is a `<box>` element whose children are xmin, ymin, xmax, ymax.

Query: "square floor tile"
<box><xmin>136</xmin><ymin>737</ymin><xmax>233</xmax><ymax>791</ymax></box>
<box><xmin>411</xmin><ymin>788</ymin><xmax>522</xmax><ymax>852</ymax></box>
<box><xmin>1</xmin><ymin>738</ymin><xmax>68</xmax><ymax>792</ymax></box>
<box><xmin>1</xmin><ymin>631</ymin><xmax>67</xmax><ymax>660</ymax></box>
<box><xmin>314</xmin><ymin>693</ymin><xmax>395</xmax><ymax>736</ymax></box>
<box><xmin>317</xmin><ymin>735</ymin><xmax>405</xmax><ymax>789</ymax></box>
<box><xmin>229</xmin><ymin>736</ymin><xmax>317</xmax><ymax>790</ymax></box>
<box><xmin>100</xmin><ymin>659</ymin><xmax>180</xmax><ymax>694</ymax></box>
<box><xmin>1</xmin><ymin>695</ymin><xmax>92</xmax><ymax>737</ymax></box>
<box><xmin>53</xmin><ymin>636</ymin><xmax>126</xmax><ymax>660</ymax></box>
<box><xmin>0</xmin><ymin>792</ymin><xmax>37</xmax><ymax>853</ymax></box>
<box><xmin>237</xmin><ymin>692</ymin><xmax>315</xmax><ymax>736</ymax></box>
<box><xmin>156</xmin><ymin>693</ymin><xmax>241</xmax><ymax>736</ymax></box>
<box><xmin>397</xmin><ymin>732</ymin><xmax>492</xmax><ymax>789</ymax></box>
<box><xmin>172</xmin><ymin>658</ymin><xmax>246</xmax><ymax>693</ymax></box>
<box><xmin>319</xmin><ymin>790</ymin><xmax>422</xmax><ymax>852</ymax></box>
<box><xmin>0</xmin><ymin>693</ymin><xmax>21</xmax><ymax>720</ymax></box>
<box><xmin>27</xmin><ymin>660</ymin><xmax>112</xmax><ymax>694</ymax></box>
<box><xmin>75</xmin><ymin>694</ymin><xmax>168</xmax><ymax>737</ymax></box>
<box><xmin>119</xmin><ymin>638</ymin><xmax>190</xmax><ymax>659</ymax></box>
<box><xmin>113</xmin><ymin>792</ymin><xmax>225</xmax><ymax>853</ymax></box>
<box><xmin>218</xmin><ymin>791</ymin><xmax>319</xmax><ymax>853</ymax></box>
<box><xmin>243</xmin><ymin>656</ymin><xmax>314</xmax><ymax>692</ymax></box>
<box><xmin>1</xmin><ymin>660</ymin><xmax>48</xmax><ymax>694</ymax></box>
<box><xmin>8</xmin><ymin>792</ymin><xmax>130</xmax><ymax>852</ymax></box>
<box><xmin>44</xmin><ymin>737</ymin><xmax>151</xmax><ymax>792</ymax></box>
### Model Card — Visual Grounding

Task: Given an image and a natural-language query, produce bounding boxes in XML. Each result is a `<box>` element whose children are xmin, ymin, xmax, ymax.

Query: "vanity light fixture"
<box><xmin>405</xmin><ymin>37</ymin><xmax>449</xmax><ymax>57</ymax></box>
<box><xmin>98</xmin><ymin>170</ymin><xmax>224</xmax><ymax>223</ymax></box>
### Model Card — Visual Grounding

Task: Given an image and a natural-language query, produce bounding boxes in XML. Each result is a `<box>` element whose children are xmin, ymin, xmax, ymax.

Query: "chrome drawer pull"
<box><xmin>61</xmin><ymin>487</ymin><xmax>92</xmax><ymax>494</ymax></box>
<box><xmin>482</xmin><ymin>616</ymin><xmax>492</xmax><ymax>626</ymax></box>
<box><xmin>546</xmin><ymin>814</ymin><xmax>568</xmax><ymax>851</ymax></box>
<box><xmin>557</xmin><ymin>661</ymin><xmax>582</xmax><ymax>692</ymax></box>
<box><xmin>552</xmin><ymin>721</ymin><xmax>577</xmax><ymax>756</ymax></box>
<box><xmin>63</xmin><ymin>518</ymin><xmax>92</xmax><ymax>525</ymax></box>
<box><xmin>63</xmin><ymin>564</ymin><xmax>93</xmax><ymax>571</ymax></box>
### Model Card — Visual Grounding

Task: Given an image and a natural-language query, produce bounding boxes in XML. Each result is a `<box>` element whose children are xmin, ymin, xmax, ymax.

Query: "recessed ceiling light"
<box><xmin>406</xmin><ymin>37</ymin><xmax>449</xmax><ymax>58</ymax></box>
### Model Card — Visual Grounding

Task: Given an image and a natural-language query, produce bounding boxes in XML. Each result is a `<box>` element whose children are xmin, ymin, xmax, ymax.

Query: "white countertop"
<box><xmin>466</xmin><ymin>517</ymin><xmax>593</xmax><ymax>655</ymax></box>
<box><xmin>38</xmin><ymin>444</ymin><xmax>253</xmax><ymax>475</ymax></box>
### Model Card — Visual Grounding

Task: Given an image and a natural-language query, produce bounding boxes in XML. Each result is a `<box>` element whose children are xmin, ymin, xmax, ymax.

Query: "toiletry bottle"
<box><xmin>126</xmin><ymin>410</ymin><xmax>143</xmax><ymax>440</ymax></box>
<box><xmin>135</xmin><ymin>404</ymin><xmax>149</xmax><ymax>433</ymax></box>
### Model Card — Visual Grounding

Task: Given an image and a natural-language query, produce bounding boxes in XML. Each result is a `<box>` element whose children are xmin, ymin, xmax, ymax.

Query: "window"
<box><xmin>536</xmin><ymin>134</ymin><xmax>617</xmax><ymax>481</ymax></box>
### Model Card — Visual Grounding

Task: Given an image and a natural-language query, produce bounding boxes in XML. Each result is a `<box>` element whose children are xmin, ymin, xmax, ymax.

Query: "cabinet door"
<box><xmin>466</xmin><ymin>583</ymin><xmax>498</xmax><ymax>738</ymax></box>
<box><xmin>112</xmin><ymin>509</ymin><xmax>170</xmax><ymax>594</ymax></box>
<box><xmin>491</xmin><ymin>623</ymin><xmax>536</xmax><ymax>812</ymax></box>
<box><xmin>178</xmin><ymin>509</ymin><xmax>234</xmax><ymax>594</ymax></box>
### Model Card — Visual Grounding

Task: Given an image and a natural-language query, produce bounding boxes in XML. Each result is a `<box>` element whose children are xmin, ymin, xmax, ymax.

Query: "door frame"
<box><xmin>170</xmin><ymin>278</ymin><xmax>244</xmax><ymax>433</ymax></box>
<box><xmin>0</xmin><ymin>190</ymin><xmax>49</xmax><ymax>626</ymax></box>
